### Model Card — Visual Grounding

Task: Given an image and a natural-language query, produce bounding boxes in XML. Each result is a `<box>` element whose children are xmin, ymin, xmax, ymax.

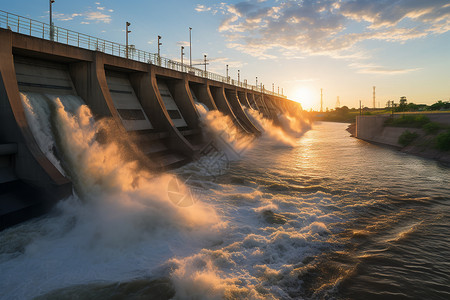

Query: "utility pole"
<box><xmin>125</xmin><ymin>22</ymin><xmax>131</xmax><ymax>59</ymax></box>
<box><xmin>157</xmin><ymin>35</ymin><xmax>162</xmax><ymax>65</ymax></box>
<box><xmin>320</xmin><ymin>88</ymin><xmax>323</xmax><ymax>112</ymax></box>
<box><xmin>373</xmin><ymin>86</ymin><xmax>376</xmax><ymax>109</ymax></box>
<box><xmin>189</xmin><ymin>27</ymin><xmax>192</xmax><ymax>67</ymax></box>
<box><xmin>49</xmin><ymin>0</ymin><xmax>55</xmax><ymax>41</ymax></box>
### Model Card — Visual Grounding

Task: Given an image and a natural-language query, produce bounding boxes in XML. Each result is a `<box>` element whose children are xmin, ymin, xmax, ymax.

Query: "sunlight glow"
<box><xmin>293</xmin><ymin>87</ymin><xmax>316</xmax><ymax>110</ymax></box>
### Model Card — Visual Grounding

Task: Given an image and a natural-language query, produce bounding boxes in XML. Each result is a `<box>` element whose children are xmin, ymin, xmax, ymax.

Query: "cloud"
<box><xmin>84</xmin><ymin>11</ymin><xmax>112</xmax><ymax>23</ymax></box>
<box><xmin>53</xmin><ymin>13</ymin><xmax>82</xmax><ymax>21</ymax></box>
<box><xmin>207</xmin><ymin>0</ymin><xmax>450</xmax><ymax>59</ymax></box>
<box><xmin>195</xmin><ymin>4</ymin><xmax>212</xmax><ymax>12</ymax></box>
<box><xmin>177</xmin><ymin>41</ymin><xmax>190</xmax><ymax>47</ymax></box>
<box><xmin>350</xmin><ymin>63</ymin><xmax>422</xmax><ymax>75</ymax></box>
<box><xmin>51</xmin><ymin>5</ymin><xmax>113</xmax><ymax>24</ymax></box>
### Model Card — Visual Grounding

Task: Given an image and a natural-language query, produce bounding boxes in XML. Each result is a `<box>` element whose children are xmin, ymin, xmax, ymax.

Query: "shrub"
<box><xmin>436</xmin><ymin>130</ymin><xmax>450</xmax><ymax>151</ymax></box>
<box><xmin>398</xmin><ymin>130</ymin><xmax>419</xmax><ymax>146</ymax></box>
<box><xmin>422</xmin><ymin>122</ymin><xmax>440</xmax><ymax>134</ymax></box>
<box><xmin>385</xmin><ymin>114</ymin><xmax>430</xmax><ymax>128</ymax></box>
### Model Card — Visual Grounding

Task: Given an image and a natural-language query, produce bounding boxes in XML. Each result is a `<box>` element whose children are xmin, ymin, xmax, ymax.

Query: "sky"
<box><xmin>2</xmin><ymin>0</ymin><xmax>450</xmax><ymax>110</ymax></box>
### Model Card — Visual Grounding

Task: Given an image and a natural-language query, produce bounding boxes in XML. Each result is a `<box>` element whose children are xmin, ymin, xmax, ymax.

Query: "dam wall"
<box><xmin>0</xmin><ymin>26</ymin><xmax>301</xmax><ymax>229</ymax></box>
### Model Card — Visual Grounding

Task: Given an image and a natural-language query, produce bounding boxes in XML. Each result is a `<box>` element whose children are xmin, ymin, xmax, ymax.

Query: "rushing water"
<box><xmin>1</xmin><ymin>95</ymin><xmax>449</xmax><ymax>299</ymax></box>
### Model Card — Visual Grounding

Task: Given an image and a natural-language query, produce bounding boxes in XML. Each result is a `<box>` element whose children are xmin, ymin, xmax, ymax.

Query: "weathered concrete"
<box><xmin>225</xmin><ymin>89</ymin><xmax>261</xmax><ymax>135</ymax></box>
<box><xmin>0</xmin><ymin>29</ymin><xmax>71</xmax><ymax>230</ymax></box>
<box><xmin>237</xmin><ymin>90</ymin><xmax>251</xmax><ymax>108</ymax></box>
<box><xmin>210</xmin><ymin>85</ymin><xmax>250</xmax><ymax>134</ymax></box>
<box><xmin>168</xmin><ymin>76</ymin><xmax>200</xmax><ymax>130</ymax></box>
<box><xmin>0</xmin><ymin>27</ymin><xmax>301</xmax><ymax>229</ymax></box>
<box><xmin>190</xmin><ymin>82</ymin><xmax>217</xmax><ymax>111</ymax></box>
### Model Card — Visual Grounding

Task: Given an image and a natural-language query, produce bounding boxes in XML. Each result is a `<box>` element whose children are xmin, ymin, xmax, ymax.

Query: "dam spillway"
<box><xmin>0</xmin><ymin>12</ymin><xmax>303</xmax><ymax>230</ymax></box>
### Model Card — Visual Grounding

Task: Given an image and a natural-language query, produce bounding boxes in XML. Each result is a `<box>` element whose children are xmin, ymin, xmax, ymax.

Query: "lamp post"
<box><xmin>256</xmin><ymin>77</ymin><xmax>258</xmax><ymax>87</ymax></box>
<box><xmin>238</xmin><ymin>70</ymin><xmax>240</xmax><ymax>85</ymax></box>
<box><xmin>189</xmin><ymin>27</ymin><xmax>192</xmax><ymax>67</ymax></box>
<box><xmin>181</xmin><ymin>46</ymin><xmax>185</xmax><ymax>66</ymax></box>
<box><xmin>226</xmin><ymin>64</ymin><xmax>229</xmax><ymax>82</ymax></box>
<box><xmin>49</xmin><ymin>0</ymin><xmax>55</xmax><ymax>41</ymax></box>
<box><xmin>125</xmin><ymin>22</ymin><xmax>131</xmax><ymax>59</ymax></box>
<box><xmin>157</xmin><ymin>35</ymin><xmax>162</xmax><ymax>65</ymax></box>
<box><xmin>204</xmin><ymin>54</ymin><xmax>207</xmax><ymax>72</ymax></box>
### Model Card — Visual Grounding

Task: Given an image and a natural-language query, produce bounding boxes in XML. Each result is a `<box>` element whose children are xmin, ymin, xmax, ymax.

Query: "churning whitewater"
<box><xmin>3</xmin><ymin>94</ymin><xmax>447</xmax><ymax>299</ymax></box>
<box><xmin>1</xmin><ymin>92</ymin><xmax>312</xmax><ymax>299</ymax></box>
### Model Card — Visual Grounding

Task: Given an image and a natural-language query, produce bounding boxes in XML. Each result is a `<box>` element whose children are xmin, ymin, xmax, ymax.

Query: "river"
<box><xmin>1</xmin><ymin>117</ymin><xmax>449</xmax><ymax>299</ymax></box>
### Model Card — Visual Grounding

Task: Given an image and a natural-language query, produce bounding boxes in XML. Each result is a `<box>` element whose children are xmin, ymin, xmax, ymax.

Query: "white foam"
<box><xmin>1</xmin><ymin>93</ymin><xmax>222</xmax><ymax>299</ymax></box>
<box><xmin>195</xmin><ymin>102</ymin><xmax>255</xmax><ymax>160</ymax></box>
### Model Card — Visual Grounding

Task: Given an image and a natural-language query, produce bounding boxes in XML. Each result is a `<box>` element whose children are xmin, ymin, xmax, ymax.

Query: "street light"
<box><xmin>158</xmin><ymin>35</ymin><xmax>162</xmax><ymax>65</ymax></box>
<box><xmin>189</xmin><ymin>27</ymin><xmax>192</xmax><ymax>67</ymax></box>
<box><xmin>126</xmin><ymin>22</ymin><xmax>131</xmax><ymax>59</ymax></box>
<box><xmin>49</xmin><ymin>0</ymin><xmax>55</xmax><ymax>41</ymax></box>
<box><xmin>226</xmin><ymin>64</ymin><xmax>229</xmax><ymax>82</ymax></box>
<box><xmin>181</xmin><ymin>46</ymin><xmax>185</xmax><ymax>65</ymax></box>
<box><xmin>238</xmin><ymin>70</ymin><xmax>240</xmax><ymax>84</ymax></box>
<box><xmin>256</xmin><ymin>77</ymin><xmax>258</xmax><ymax>87</ymax></box>
<box><xmin>204</xmin><ymin>54</ymin><xmax>207</xmax><ymax>72</ymax></box>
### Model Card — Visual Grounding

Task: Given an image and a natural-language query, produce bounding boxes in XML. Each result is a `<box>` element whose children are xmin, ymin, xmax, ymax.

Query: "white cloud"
<box><xmin>350</xmin><ymin>63</ymin><xmax>422</xmax><ymax>75</ymax></box>
<box><xmin>195</xmin><ymin>4</ymin><xmax>212</xmax><ymax>12</ymax></box>
<box><xmin>177</xmin><ymin>41</ymin><xmax>190</xmax><ymax>47</ymax></box>
<box><xmin>51</xmin><ymin>4</ymin><xmax>113</xmax><ymax>24</ymax></box>
<box><xmin>84</xmin><ymin>11</ymin><xmax>112</xmax><ymax>23</ymax></box>
<box><xmin>53</xmin><ymin>13</ymin><xmax>82</xmax><ymax>21</ymax></box>
<box><xmin>206</xmin><ymin>0</ymin><xmax>450</xmax><ymax>59</ymax></box>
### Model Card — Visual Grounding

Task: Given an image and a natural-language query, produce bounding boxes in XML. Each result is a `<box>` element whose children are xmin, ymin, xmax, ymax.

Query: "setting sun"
<box><xmin>293</xmin><ymin>87</ymin><xmax>316</xmax><ymax>110</ymax></box>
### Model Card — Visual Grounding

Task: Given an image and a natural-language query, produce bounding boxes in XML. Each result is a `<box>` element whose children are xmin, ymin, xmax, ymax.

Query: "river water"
<box><xmin>1</xmin><ymin>98</ymin><xmax>449</xmax><ymax>300</ymax></box>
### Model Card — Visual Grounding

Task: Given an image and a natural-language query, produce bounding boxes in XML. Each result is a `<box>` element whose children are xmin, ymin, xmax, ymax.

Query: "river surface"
<box><xmin>1</xmin><ymin>119</ymin><xmax>449</xmax><ymax>299</ymax></box>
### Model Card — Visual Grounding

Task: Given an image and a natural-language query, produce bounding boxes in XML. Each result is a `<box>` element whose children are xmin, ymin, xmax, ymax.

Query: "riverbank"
<box><xmin>350</xmin><ymin>114</ymin><xmax>450</xmax><ymax>165</ymax></box>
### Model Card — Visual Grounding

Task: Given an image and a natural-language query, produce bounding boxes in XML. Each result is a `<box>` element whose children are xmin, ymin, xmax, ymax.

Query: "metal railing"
<box><xmin>0</xmin><ymin>9</ymin><xmax>286</xmax><ymax>98</ymax></box>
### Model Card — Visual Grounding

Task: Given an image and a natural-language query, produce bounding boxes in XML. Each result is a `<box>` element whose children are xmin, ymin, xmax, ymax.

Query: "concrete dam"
<box><xmin>0</xmin><ymin>14</ymin><xmax>303</xmax><ymax>230</ymax></box>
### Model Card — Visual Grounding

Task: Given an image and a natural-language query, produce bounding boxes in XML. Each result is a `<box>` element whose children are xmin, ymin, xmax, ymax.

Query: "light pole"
<box><xmin>238</xmin><ymin>70</ymin><xmax>240</xmax><ymax>85</ymax></box>
<box><xmin>272</xmin><ymin>83</ymin><xmax>274</xmax><ymax>93</ymax></box>
<box><xmin>189</xmin><ymin>27</ymin><xmax>192</xmax><ymax>67</ymax></box>
<box><xmin>181</xmin><ymin>46</ymin><xmax>184</xmax><ymax>66</ymax></box>
<box><xmin>49</xmin><ymin>0</ymin><xmax>55</xmax><ymax>41</ymax></box>
<box><xmin>256</xmin><ymin>77</ymin><xmax>258</xmax><ymax>87</ymax></box>
<box><xmin>126</xmin><ymin>22</ymin><xmax>131</xmax><ymax>59</ymax></box>
<box><xmin>158</xmin><ymin>35</ymin><xmax>162</xmax><ymax>65</ymax></box>
<box><xmin>226</xmin><ymin>64</ymin><xmax>229</xmax><ymax>81</ymax></box>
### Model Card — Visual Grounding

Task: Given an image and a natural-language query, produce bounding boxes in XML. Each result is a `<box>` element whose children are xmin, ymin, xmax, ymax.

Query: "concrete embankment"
<box><xmin>355</xmin><ymin>114</ymin><xmax>450</xmax><ymax>164</ymax></box>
